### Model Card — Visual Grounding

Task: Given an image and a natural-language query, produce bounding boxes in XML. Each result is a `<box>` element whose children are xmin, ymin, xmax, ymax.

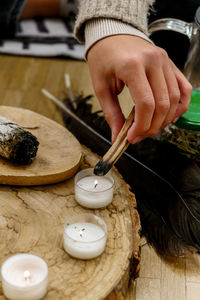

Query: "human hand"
<box><xmin>87</xmin><ymin>35</ymin><xmax>192</xmax><ymax>143</ymax></box>
<box><xmin>21</xmin><ymin>0</ymin><xmax>60</xmax><ymax>19</ymax></box>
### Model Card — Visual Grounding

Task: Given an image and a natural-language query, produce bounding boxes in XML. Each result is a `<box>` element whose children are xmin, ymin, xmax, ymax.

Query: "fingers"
<box><xmin>145</xmin><ymin>65</ymin><xmax>170</xmax><ymax>134</ymax></box>
<box><xmin>94</xmin><ymin>80</ymin><xmax>125</xmax><ymax>142</ymax></box>
<box><xmin>170</xmin><ymin>61</ymin><xmax>192</xmax><ymax>121</ymax></box>
<box><xmin>126</xmin><ymin>66</ymin><xmax>155</xmax><ymax>143</ymax></box>
<box><xmin>127</xmin><ymin>51</ymin><xmax>192</xmax><ymax>144</ymax></box>
<box><xmin>126</xmin><ymin>57</ymin><xmax>173</xmax><ymax>142</ymax></box>
<box><xmin>87</xmin><ymin>35</ymin><xmax>192</xmax><ymax>146</ymax></box>
<box><xmin>161</xmin><ymin>61</ymin><xmax>180</xmax><ymax>127</ymax></box>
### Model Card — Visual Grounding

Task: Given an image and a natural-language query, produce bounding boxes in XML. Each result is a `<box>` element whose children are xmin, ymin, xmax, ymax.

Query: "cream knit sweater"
<box><xmin>74</xmin><ymin>0</ymin><xmax>155</xmax><ymax>55</ymax></box>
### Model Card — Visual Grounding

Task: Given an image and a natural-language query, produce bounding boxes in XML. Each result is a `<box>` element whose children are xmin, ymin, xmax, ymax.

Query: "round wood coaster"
<box><xmin>0</xmin><ymin>147</ymin><xmax>140</xmax><ymax>300</ymax></box>
<box><xmin>0</xmin><ymin>106</ymin><xmax>82</xmax><ymax>185</ymax></box>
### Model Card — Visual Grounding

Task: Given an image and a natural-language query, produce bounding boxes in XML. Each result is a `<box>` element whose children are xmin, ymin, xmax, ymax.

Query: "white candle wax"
<box><xmin>75</xmin><ymin>169</ymin><xmax>114</xmax><ymax>209</ymax></box>
<box><xmin>1</xmin><ymin>254</ymin><xmax>48</xmax><ymax>300</ymax></box>
<box><xmin>63</xmin><ymin>222</ymin><xmax>106</xmax><ymax>259</ymax></box>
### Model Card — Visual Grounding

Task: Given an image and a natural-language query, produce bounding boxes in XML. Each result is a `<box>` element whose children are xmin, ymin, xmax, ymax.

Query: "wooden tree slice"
<box><xmin>0</xmin><ymin>147</ymin><xmax>140</xmax><ymax>300</ymax></box>
<box><xmin>0</xmin><ymin>106</ymin><xmax>82</xmax><ymax>185</ymax></box>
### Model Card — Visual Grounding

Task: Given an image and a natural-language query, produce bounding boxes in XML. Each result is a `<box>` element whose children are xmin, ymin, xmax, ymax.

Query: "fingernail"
<box><xmin>131</xmin><ymin>136</ymin><xmax>143</xmax><ymax>144</ymax></box>
<box><xmin>111</xmin><ymin>131</ymin><xmax>116</xmax><ymax>143</ymax></box>
<box><xmin>173</xmin><ymin>116</ymin><xmax>179</xmax><ymax>123</ymax></box>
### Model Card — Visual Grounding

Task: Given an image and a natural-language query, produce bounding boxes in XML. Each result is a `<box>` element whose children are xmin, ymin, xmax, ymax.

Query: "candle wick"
<box><xmin>79</xmin><ymin>228</ymin><xmax>85</xmax><ymax>237</ymax></box>
<box><xmin>24</xmin><ymin>270</ymin><xmax>31</xmax><ymax>284</ymax></box>
<box><xmin>94</xmin><ymin>180</ymin><xmax>98</xmax><ymax>188</ymax></box>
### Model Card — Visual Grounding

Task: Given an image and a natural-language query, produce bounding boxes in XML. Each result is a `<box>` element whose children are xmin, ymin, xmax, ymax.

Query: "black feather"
<box><xmin>61</xmin><ymin>94</ymin><xmax>200</xmax><ymax>257</ymax></box>
<box><xmin>138</xmin><ymin>200</ymin><xmax>192</xmax><ymax>256</ymax></box>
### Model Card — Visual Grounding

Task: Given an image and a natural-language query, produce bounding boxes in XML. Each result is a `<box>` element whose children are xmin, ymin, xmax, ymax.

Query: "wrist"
<box><xmin>85</xmin><ymin>18</ymin><xmax>153</xmax><ymax>58</ymax></box>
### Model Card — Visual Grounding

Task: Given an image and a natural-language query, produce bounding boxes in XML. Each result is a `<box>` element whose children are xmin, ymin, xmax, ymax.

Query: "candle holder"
<box><xmin>74</xmin><ymin>168</ymin><xmax>114</xmax><ymax>209</ymax></box>
<box><xmin>1</xmin><ymin>254</ymin><xmax>48</xmax><ymax>300</ymax></box>
<box><xmin>63</xmin><ymin>213</ymin><xmax>107</xmax><ymax>259</ymax></box>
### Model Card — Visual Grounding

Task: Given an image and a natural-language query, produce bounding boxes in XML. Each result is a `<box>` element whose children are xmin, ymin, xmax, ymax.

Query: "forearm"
<box><xmin>75</xmin><ymin>0</ymin><xmax>192</xmax><ymax>146</ymax></box>
<box><xmin>21</xmin><ymin>0</ymin><xmax>60</xmax><ymax>19</ymax></box>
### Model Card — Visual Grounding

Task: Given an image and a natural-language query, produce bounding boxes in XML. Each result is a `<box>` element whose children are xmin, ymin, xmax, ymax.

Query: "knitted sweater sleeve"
<box><xmin>74</xmin><ymin>0</ymin><xmax>155</xmax><ymax>54</ymax></box>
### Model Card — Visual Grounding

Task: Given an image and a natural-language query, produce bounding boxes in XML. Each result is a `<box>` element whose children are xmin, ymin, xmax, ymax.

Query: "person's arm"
<box><xmin>0</xmin><ymin>0</ymin><xmax>60</xmax><ymax>38</ymax></box>
<box><xmin>21</xmin><ymin>0</ymin><xmax>60</xmax><ymax>19</ymax></box>
<box><xmin>75</xmin><ymin>0</ymin><xmax>152</xmax><ymax>45</ymax></box>
<box><xmin>0</xmin><ymin>0</ymin><xmax>26</xmax><ymax>38</ymax></box>
<box><xmin>75</xmin><ymin>0</ymin><xmax>192</xmax><ymax>143</ymax></box>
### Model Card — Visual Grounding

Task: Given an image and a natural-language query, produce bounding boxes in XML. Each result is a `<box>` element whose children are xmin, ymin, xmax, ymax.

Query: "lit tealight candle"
<box><xmin>74</xmin><ymin>168</ymin><xmax>114</xmax><ymax>208</ymax></box>
<box><xmin>63</xmin><ymin>213</ymin><xmax>107</xmax><ymax>259</ymax></box>
<box><xmin>1</xmin><ymin>254</ymin><xmax>48</xmax><ymax>300</ymax></box>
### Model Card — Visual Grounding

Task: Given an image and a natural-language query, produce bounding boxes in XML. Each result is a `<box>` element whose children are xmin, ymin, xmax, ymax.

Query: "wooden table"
<box><xmin>1</xmin><ymin>54</ymin><xmax>200</xmax><ymax>300</ymax></box>
<box><xmin>0</xmin><ymin>54</ymin><xmax>139</xmax><ymax>300</ymax></box>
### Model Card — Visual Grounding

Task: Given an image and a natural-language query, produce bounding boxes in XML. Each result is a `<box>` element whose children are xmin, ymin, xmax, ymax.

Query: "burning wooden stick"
<box><xmin>0</xmin><ymin>116</ymin><xmax>39</xmax><ymax>164</ymax></box>
<box><xmin>94</xmin><ymin>108</ymin><xmax>135</xmax><ymax>176</ymax></box>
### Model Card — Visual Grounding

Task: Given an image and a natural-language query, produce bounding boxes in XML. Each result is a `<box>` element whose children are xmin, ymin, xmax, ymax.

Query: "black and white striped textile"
<box><xmin>0</xmin><ymin>18</ymin><xmax>84</xmax><ymax>60</ymax></box>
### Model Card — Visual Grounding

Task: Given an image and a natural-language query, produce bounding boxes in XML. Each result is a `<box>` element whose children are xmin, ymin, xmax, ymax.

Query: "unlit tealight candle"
<box><xmin>63</xmin><ymin>213</ymin><xmax>107</xmax><ymax>259</ymax></box>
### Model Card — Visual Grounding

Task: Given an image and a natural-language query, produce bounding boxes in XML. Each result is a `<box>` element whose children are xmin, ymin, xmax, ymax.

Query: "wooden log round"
<box><xmin>0</xmin><ymin>147</ymin><xmax>140</xmax><ymax>300</ymax></box>
<box><xmin>0</xmin><ymin>106</ymin><xmax>82</xmax><ymax>185</ymax></box>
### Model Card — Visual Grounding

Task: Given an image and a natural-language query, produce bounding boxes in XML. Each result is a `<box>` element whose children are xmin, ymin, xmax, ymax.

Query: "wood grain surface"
<box><xmin>0</xmin><ymin>147</ymin><xmax>140</xmax><ymax>300</ymax></box>
<box><xmin>0</xmin><ymin>106</ymin><xmax>82</xmax><ymax>186</ymax></box>
<box><xmin>0</xmin><ymin>54</ymin><xmax>199</xmax><ymax>300</ymax></box>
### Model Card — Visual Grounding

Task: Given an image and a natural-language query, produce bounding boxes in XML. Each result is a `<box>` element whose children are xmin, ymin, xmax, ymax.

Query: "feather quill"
<box><xmin>42</xmin><ymin>89</ymin><xmax>200</xmax><ymax>256</ymax></box>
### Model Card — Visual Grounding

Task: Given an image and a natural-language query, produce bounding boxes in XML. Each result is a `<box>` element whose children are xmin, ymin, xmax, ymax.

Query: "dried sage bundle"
<box><xmin>0</xmin><ymin>116</ymin><xmax>39</xmax><ymax>164</ymax></box>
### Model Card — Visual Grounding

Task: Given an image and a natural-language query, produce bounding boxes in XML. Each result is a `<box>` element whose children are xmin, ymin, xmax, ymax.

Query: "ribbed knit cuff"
<box><xmin>85</xmin><ymin>18</ymin><xmax>153</xmax><ymax>58</ymax></box>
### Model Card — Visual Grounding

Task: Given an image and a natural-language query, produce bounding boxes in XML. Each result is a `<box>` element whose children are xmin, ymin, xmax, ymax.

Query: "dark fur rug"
<box><xmin>61</xmin><ymin>95</ymin><xmax>200</xmax><ymax>257</ymax></box>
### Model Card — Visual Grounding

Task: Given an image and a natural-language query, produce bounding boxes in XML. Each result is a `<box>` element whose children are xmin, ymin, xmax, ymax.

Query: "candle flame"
<box><xmin>94</xmin><ymin>180</ymin><xmax>98</xmax><ymax>188</ymax></box>
<box><xmin>24</xmin><ymin>270</ymin><xmax>31</xmax><ymax>282</ymax></box>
